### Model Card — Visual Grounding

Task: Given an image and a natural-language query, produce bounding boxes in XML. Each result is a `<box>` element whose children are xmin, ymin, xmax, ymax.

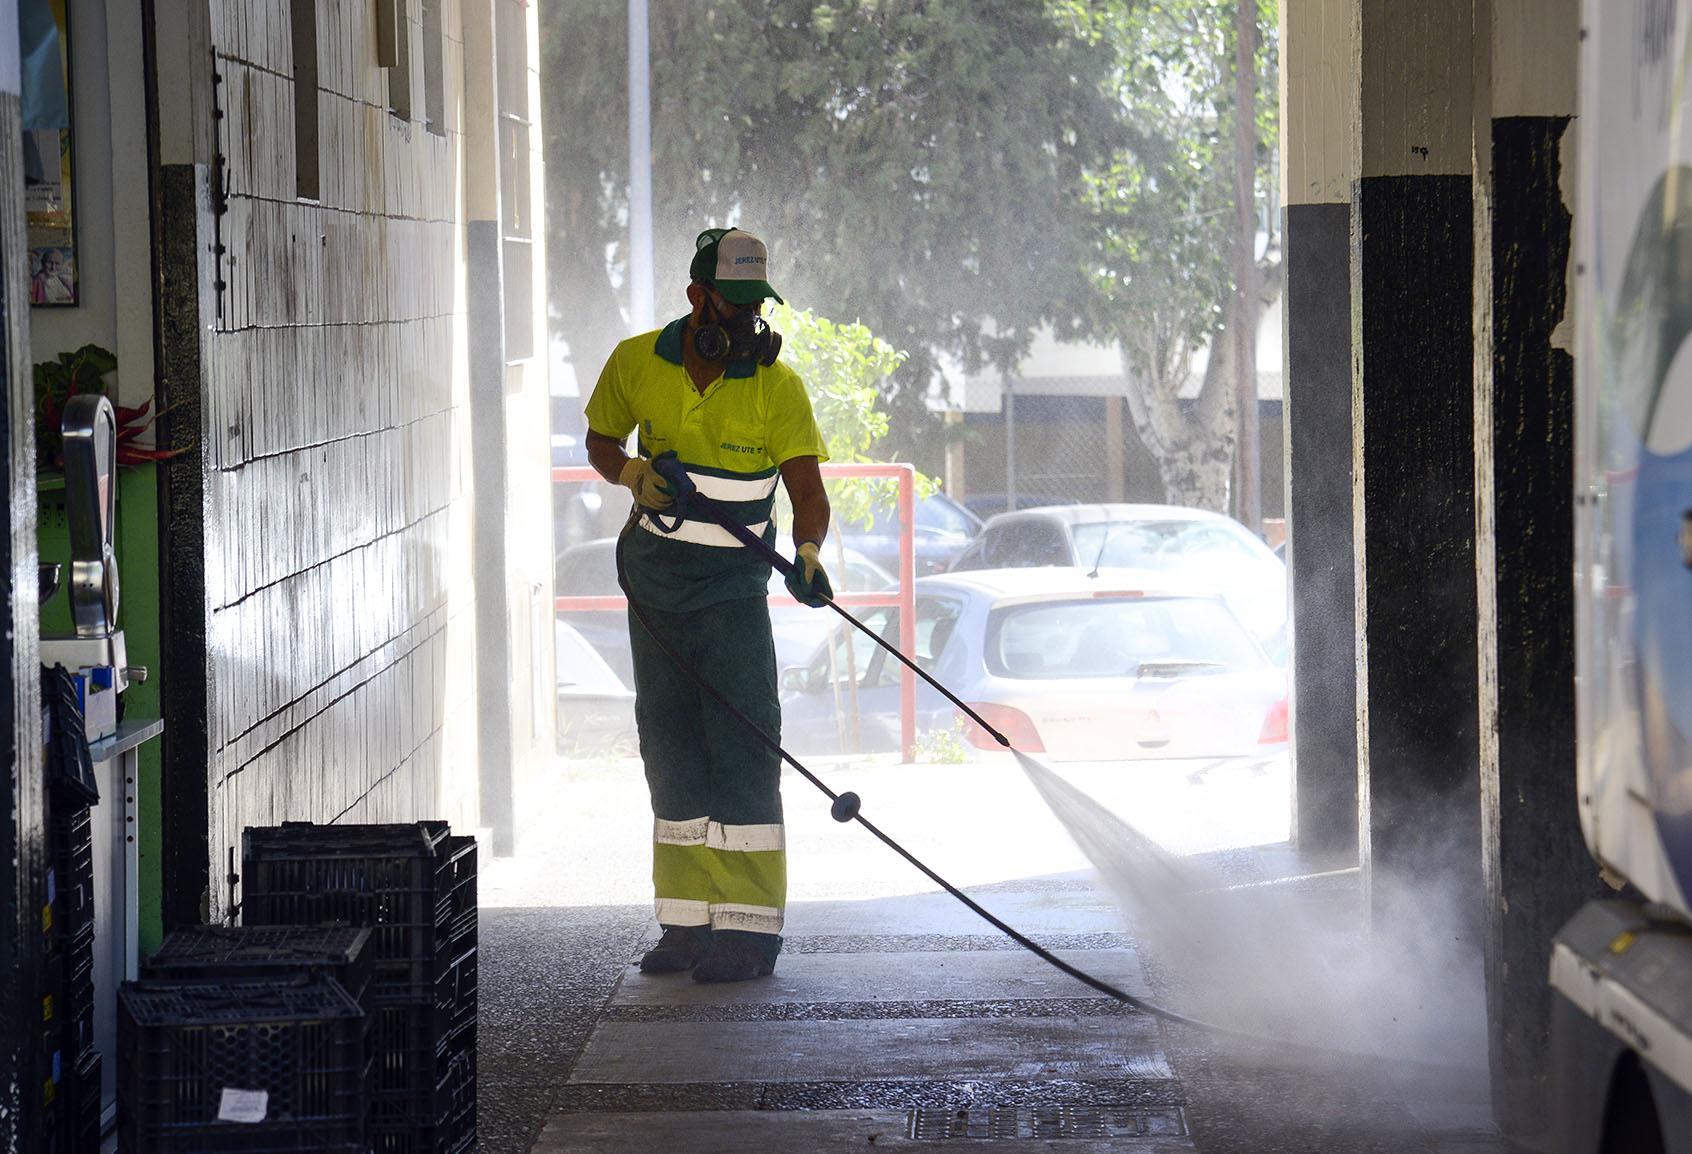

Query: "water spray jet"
<box><xmin>617</xmin><ymin>456</ymin><xmax>1424</xmax><ymax>1061</ymax></box>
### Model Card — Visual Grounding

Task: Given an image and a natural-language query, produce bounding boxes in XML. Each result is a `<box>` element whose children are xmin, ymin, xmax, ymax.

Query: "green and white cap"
<box><xmin>690</xmin><ymin>227</ymin><xmax>785</xmax><ymax>306</ymax></box>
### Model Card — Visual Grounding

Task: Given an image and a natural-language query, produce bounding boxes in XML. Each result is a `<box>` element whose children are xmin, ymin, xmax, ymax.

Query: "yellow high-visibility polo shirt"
<box><xmin>585</xmin><ymin>316</ymin><xmax>829</xmax><ymax>611</ymax></box>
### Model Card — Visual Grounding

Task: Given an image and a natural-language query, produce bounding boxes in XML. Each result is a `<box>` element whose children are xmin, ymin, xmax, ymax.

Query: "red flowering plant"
<box><xmin>33</xmin><ymin>344</ymin><xmax>183</xmax><ymax>470</ymax></box>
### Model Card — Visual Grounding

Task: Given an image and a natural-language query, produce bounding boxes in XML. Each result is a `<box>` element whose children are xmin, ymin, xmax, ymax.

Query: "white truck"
<box><xmin>1554</xmin><ymin>4</ymin><xmax>1692</xmax><ymax>1150</ymax></box>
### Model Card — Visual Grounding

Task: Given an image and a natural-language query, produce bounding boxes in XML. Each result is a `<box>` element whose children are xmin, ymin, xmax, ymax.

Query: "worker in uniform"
<box><xmin>584</xmin><ymin>227</ymin><xmax>832</xmax><ymax>983</ymax></box>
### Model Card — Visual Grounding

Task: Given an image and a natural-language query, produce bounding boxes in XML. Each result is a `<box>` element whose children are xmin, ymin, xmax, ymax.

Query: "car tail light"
<box><xmin>959</xmin><ymin>703</ymin><xmax>1046</xmax><ymax>752</ymax></box>
<box><xmin>1258</xmin><ymin>698</ymin><xmax>1289</xmax><ymax>744</ymax></box>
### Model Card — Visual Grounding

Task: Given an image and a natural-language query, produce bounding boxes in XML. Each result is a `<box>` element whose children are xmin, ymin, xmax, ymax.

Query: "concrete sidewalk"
<box><xmin>534</xmin><ymin>877</ymin><xmax>1192</xmax><ymax>1153</ymax></box>
<box><xmin>477</xmin><ymin>754</ymin><xmax>1511</xmax><ymax>1153</ymax></box>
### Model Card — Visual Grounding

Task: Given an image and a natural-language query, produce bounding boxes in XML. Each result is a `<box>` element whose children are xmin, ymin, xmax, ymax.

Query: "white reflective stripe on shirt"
<box><xmin>639</xmin><ymin>514</ymin><xmax>771</xmax><ymax>548</ymax></box>
<box><xmin>655</xmin><ymin>897</ymin><xmax>710</xmax><ymax>926</ymax></box>
<box><xmin>706</xmin><ymin>821</ymin><xmax>785</xmax><ymax>853</ymax></box>
<box><xmin>689</xmin><ymin>470</ymin><xmax>779</xmax><ymax>503</ymax></box>
<box><xmin>710</xmin><ymin>902</ymin><xmax>784</xmax><ymax>934</ymax></box>
<box><xmin>654</xmin><ymin>816</ymin><xmax>710</xmax><ymax>845</ymax></box>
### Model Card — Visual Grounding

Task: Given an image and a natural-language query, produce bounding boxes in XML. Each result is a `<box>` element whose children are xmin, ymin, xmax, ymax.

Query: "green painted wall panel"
<box><xmin>39</xmin><ymin>465</ymin><xmax>166</xmax><ymax>952</ymax></box>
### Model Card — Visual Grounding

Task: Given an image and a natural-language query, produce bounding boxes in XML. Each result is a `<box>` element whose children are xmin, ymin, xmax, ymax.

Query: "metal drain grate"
<box><xmin>906</xmin><ymin>1106</ymin><xmax>1187</xmax><ymax>1141</ymax></box>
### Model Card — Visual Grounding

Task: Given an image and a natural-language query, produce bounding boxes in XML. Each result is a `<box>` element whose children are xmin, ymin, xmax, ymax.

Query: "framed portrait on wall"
<box><xmin>22</xmin><ymin>0</ymin><xmax>76</xmax><ymax>307</ymax></box>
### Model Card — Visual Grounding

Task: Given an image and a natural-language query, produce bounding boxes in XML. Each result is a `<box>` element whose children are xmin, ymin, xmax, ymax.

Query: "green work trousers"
<box><xmin>627</xmin><ymin>596</ymin><xmax>785</xmax><ymax>961</ymax></box>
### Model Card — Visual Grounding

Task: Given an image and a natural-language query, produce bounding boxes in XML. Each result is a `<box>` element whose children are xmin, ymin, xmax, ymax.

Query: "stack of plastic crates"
<box><xmin>241</xmin><ymin>822</ymin><xmax>478</xmax><ymax>1154</ymax></box>
<box><xmin>118</xmin><ymin>976</ymin><xmax>368</xmax><ymax>1152</ymax></box>
<box><xmin>39</xmin><ymin>802</ymin><xmax>100</xmax><ymax>1153</ymax></box>
<box><xmin>39</xmin><ymin>662</ymin><xmax>103</xmax><ymax>1153</ymax></box>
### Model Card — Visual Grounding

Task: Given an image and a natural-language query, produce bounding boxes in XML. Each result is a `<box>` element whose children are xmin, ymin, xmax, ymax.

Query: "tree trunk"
<box><xmin>1119</xmin><ymin>321</ymin><xmax>1235</xmax><ymax>513</ymax></box>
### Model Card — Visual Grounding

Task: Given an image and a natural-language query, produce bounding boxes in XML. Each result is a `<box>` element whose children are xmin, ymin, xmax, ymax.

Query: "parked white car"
<box><xmin>948</xmin><ymin>504</ymin><xmax>1287</xmax><ymax>647</ymax></box>
<box><xmin>779</xmin><ymin>568</ymin><xmax>1288</xmax><ymax>761</ymax></box>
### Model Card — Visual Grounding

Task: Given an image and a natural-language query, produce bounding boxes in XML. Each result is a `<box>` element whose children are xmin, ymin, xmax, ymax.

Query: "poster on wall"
<box><xmin>21</xmin><ymin>0</ymin><xmax>75</xmax><ymax>307</ymax></box>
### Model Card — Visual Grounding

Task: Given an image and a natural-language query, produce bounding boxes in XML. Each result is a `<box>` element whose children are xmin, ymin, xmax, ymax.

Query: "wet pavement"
<box><xmin>478</xmin><ymin>753</ymin><xmax>1517</xmax><ymax>1153</ymax></box>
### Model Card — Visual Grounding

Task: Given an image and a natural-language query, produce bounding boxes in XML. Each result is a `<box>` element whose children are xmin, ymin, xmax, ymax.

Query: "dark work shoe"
<box><xmin>639</xmin><ymin>926</ymin><xmax>709</xmax><ymax>974</ymax></box>
<box><xmin>692</xmin><ymin>934</ymin><xmax>776</xmax><ymax>983</ymax></box>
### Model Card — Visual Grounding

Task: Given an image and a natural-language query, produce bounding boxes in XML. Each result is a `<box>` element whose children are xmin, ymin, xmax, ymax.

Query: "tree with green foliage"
<box><xmin>1064</xmin><ymin>0</ymin><xmax>1281</xmax><ymax>511</ymax></box>
<box><xmin>541</xmin><ymin>0</ymin><xmax>1120</xmax><ymax>471</ymax></box>
<box><xmin>766</xmin><ymin>302</ymin><xmax>934</xmax><ymax>531</ymax></box>
<box><xmin>543</xmin><ymin>1</ymin><xmax>1280</xmax><ymax>514</ymax></box>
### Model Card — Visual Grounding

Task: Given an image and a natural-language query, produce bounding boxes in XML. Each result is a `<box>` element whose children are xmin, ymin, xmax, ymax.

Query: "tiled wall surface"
<box><xmin>203</xmin><ymin>0</ymin><xmax>489</xmax><ymax>912</ymax></box>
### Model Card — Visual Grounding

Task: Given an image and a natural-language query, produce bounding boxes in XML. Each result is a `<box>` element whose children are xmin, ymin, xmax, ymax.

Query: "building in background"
<box><xmin>946</xmin><ymin>303</ymin><xmax>1286</xmax><ymax>534</ymax></box>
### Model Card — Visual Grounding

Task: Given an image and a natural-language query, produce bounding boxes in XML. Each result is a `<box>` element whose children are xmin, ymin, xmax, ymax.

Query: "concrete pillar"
<box><xmin>1280</xmin><ymin>0</ymin><xmax>1358</xmax><ymax>858</ymax></box>
<box><xmin>464</xmin><ymin>0</ymin><xmax>515</xmax><ymax>854</ymax></box>
<box><xmin>1470</xmin><ymin>0</ymin><xmax>1599</xmax><ymax>1138</ymax></box>
<box><xmin>1351</xmin><ymin>0</ymin><xmax>1482</xmax><ymax>930</ymax></box>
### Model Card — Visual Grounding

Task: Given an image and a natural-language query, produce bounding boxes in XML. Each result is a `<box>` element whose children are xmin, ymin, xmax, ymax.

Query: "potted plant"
<box><xmin>34</xmin><ymin>343</ymin><xmax>179</xmax><ymax>472</ymax></box>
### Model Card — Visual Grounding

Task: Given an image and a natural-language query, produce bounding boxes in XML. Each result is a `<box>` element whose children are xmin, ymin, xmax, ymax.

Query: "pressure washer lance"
<box><xmin>618</xmin><ymin>454</ymin><xmax>1246</xmax><ymax>1041</ymax></box>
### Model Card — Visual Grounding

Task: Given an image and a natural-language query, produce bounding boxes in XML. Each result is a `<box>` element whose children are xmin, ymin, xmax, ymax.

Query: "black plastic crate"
<box><xmin>370</xmin><ymin>1001</ymin><xmax>440</xmax><ymax>1098</ymax></box>
<box><xmin>145</xmin><ymin>925</ymin><xmax>375</xmax><ymax>1007</ymax></box>
<box><xmin>369</xmin><ymin>1045</ymin><xmax>476</xmax><ymax>1154</ymax></box>
<box><xmin>119</xmin><ymin>976</ymin><xmax>368</xmax><ymax>1153</ymax></box>
<box><xmin>51</xmin><ymin>801</ymin><xmax>92</xmax><ymax>853</ymax></box>
<box><xmin>62</xmin><ymin>923</ymin><xmax>94</xmax><ymax>993</ymax></box>
<box><xmin>242</xmin><ymin>822</ymin><xmax>463</xmax><ymax>1001</ymax></box>
<box><xmin>46</xmin><ymin>806</ymin><xmax>95</xmax><ymax>945</ymax></box>
<box><xmin>241</xmin><ymin>822</ymin><xmax>477</xmax><ymax>1154</ymax></box>
<box><xmin>366</xmin><ymin>1005</ymin><xmax>477</xmax><ymax>1153</ymax></box>
<box><xmin>63</xmin><ymin>924</ymin><xmax>95</xmax><ymax>1012</ymax></box>
<box><xmin>49</xmin><ymin>923</ymin><xmax>96</xmax><ymax>1059</ymax></box>
<box><xmin>69</xmin><ymin>1047</ymin><xmax>101</xmax><ymax>1154</ymax></box>
<box><xmin>33</xmin><ymin>1097</ymin><xmax>64</xmax><ymax>1154</ymax></box>
<box><xmin>436</xmin><ymin>837</ymin><xmax>478</xmax><ymax>949</ymax></box>
<box><xmin>437</xmin><ymin>942</ymin><xmax>476</xmax><ymax>1036</ymax></box>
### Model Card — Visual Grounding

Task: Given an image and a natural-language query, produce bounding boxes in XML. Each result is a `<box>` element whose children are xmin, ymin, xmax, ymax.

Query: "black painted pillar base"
<box><xmin>1481</xmin><ymin>115</ymin><xmax>1606</xmax><ymax>1140</ymax></box>
<box><xmin>1352</xmin><ymin>174</ymin><xmax>1483</xmax><ymax>935</ymax></box>
<box><xmin>1284</xmin><ymin>201</ymin><xmax>1359</xmax><ymax>859</ymax></box>
<box><xmin>157</xmin><ymin>164</ymin><xmax>215</xmax><ymax>931</ymax></box>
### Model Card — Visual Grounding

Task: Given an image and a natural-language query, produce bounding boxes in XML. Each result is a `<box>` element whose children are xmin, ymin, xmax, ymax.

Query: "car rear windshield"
<box><xmin>1070</xmin><ymin>520</ymin><xmax>1267</xmax><ymax>571</ymax></box>
<box><xmin>985</xmin><ymin>596</ymin><xmax>1266</xmax><ymax>679</ymax></box>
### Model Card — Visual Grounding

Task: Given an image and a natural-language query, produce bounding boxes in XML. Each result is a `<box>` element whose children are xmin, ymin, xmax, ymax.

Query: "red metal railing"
<box><xmin>552</xmin><ymin>462</ymin><xmax>919</xmax><ymax>760</ymax></box>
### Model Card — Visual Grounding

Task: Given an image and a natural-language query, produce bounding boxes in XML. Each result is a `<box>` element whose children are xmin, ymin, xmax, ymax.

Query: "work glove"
<box><xmin>618</xmin><ymin>456</ymin><xmax>675</xmax><ymax>510</ymax></box>
<box><xmin>785</xmin><ymin>541</ymin><xmax>833</xmax><ymax>608</ymax></box>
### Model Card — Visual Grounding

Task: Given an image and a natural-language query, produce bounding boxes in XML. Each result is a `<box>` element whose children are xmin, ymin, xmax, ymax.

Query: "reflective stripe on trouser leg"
<box><xmin>651</xmin><ymin>821</ymin><xmax>787</xmax><ymax>934</ymax></box>
<box><xmin>652</xmin><ymin>817</ymin><xmax>712</xmax><ymax>926</ymax></box>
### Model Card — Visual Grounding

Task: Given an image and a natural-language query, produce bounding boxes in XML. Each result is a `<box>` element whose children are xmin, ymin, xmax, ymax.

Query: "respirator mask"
<box><xmin>693</xmin><ymin>293</ymin><xmax>783</xmax><ymax>366</ymax></box>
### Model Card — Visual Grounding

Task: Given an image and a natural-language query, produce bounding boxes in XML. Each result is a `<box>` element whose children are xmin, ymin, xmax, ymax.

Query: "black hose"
<box><xmin>612</xmin><ymin>521</ymin><xmax>1238</xmax><ymax>1036</ymax></box>
<box><xmin>646</xmin><ymin>457</ymin><xmax>1015</xmax><ymax>748</ymax></box>
<box><xmin>612</xmin><ymin>476</ymin><xmax>1421</xmax><ymax>1062</ymax></box>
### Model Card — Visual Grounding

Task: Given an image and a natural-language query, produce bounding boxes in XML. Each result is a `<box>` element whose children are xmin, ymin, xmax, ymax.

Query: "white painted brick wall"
<box><xmin>202</xmin><ymin>0</ymin><xmax>521</xmax><ymax>911</ymax></box>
